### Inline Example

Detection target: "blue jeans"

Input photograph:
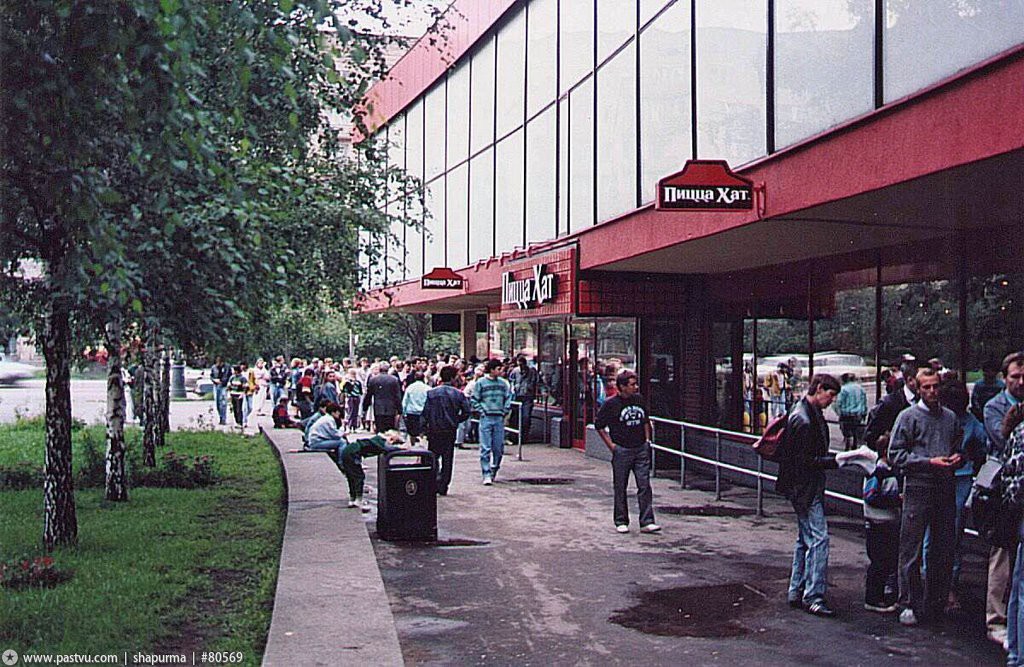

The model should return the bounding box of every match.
[271,384,284,410]
[1009,542,1024,666]
[478,415,506,479]
[214,385,228,424]
[307,436,345,469]
[789,495,830,605]
[244,394,253,426]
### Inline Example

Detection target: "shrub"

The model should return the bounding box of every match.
[0,461,44,490]
[0,554,74,590]
[134,452,219,489]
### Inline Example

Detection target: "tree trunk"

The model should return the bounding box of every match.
[159,345,170,443]
[142,333,158,467]
[104,320,129,502]
[41,298,77,550]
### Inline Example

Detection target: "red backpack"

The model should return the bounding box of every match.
[753,415,790,462]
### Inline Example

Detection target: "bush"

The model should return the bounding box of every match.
[0,461,44,490]
[0,554,74,590]
[76,432,219,489]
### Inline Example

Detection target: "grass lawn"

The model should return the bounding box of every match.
[0,420,285,665]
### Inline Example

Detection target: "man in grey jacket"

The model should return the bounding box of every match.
[983,350,1024,645]
[889,368,963,626]
[363,362,403,434]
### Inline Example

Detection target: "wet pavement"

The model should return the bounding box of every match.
[364,444,1003,666]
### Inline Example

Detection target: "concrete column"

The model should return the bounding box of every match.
[460,311,479,360]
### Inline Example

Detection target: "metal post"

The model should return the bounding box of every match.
[517,403,524,461]
[756,456,764,517]
[680,425,686,489]
[715,431,722,501]
[651,421,657,479]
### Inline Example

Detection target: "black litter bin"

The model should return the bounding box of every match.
[377,449,437,541]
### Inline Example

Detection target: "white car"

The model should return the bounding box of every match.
[0,353,37,385]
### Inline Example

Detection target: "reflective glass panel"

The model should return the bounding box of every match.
[424,177,446,272]
[471,38,497,154]
[494,129,525,253]
[469,148,495,262]
[596,44,638,222]
[597,0,636,65]
[526,106,557,244]
[424,83,446,180]
[560,0,595,94]
[497,9,527,138]
[447,64,471,167]
[527,0,558,118]
[446,164,469,268]
[569,77,594,232]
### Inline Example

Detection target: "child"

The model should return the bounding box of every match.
[863,449,901,613]
[272,397,302,429]
[340,430,407,511]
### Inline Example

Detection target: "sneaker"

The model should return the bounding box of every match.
[360,500,371,513]
[482,476,493,486]
[616,524,629,534]
[987,626,1008,645]
[805,600,837,618]
[640,524,662,534]
[899,608,918,626]
[864,601,899,613]
[347,499,359,508]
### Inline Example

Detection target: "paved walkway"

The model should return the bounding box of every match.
[261,424,1003,666]
[260,425,402,667]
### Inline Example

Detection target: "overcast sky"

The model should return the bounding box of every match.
[335,0,450,37]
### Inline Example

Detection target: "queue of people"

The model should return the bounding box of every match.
[774,350,1024,663]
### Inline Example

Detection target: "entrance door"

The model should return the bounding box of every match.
[569,321,596,450]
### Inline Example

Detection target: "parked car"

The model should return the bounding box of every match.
[185,368,214,396]
[0,353,37,385]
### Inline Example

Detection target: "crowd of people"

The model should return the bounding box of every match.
[776,350,1024,664]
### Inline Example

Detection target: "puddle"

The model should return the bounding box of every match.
[510,477,575,485]
[657,505,755,518]
[610,582,767,638]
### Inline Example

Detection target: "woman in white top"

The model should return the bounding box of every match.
[252,358,271,416]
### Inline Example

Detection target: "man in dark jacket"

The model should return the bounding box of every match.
[864,361,919,451]
[777,373,841,617]
[422,365,473,495]
[210,356,232,425]
[363,361,403,434]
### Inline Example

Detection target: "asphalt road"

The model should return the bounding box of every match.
[0,379,219,429]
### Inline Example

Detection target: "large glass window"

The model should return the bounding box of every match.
[527,0,558,119]
[775,0,873,149]
[471,38,497,155]
[446,164,469,268]
[424,178,445,271]
[424,83,446,181]
[557,97,569,237]
[568,78,594,232]
[596,44,638,222]
[597,0,635,65]
[469,148,495,262]
[640,0,669,28]
[388,217,405,283]
[526,106,557,244]
[447,64,470,168]
[560,0,594,94]
[968,273,1024,374]
[640,0,692,202]
[494,129,525,254]
[881,279,959,375]
[496,9,527,138]
[884,1,1024,103]
[405,194,424,279]
[386,116,405,203]
[696,0,767,166]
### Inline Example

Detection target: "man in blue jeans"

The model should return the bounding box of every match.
[776,373,841,618]
[472,359,512,485]
[595,370,660,535]
[209,356,231,426]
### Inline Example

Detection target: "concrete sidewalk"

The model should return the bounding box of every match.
[260,422,1003,666]
[260,425,402,667]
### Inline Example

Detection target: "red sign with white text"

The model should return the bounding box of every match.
[656,160,754,211]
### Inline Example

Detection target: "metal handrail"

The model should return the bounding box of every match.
[468,399,525,461]
[648,414,979,536]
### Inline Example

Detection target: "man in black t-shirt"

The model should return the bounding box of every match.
[595,370,660,534]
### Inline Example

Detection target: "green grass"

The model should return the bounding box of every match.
[0,421,285,665]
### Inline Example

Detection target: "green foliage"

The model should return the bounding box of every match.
[0,426,285,661]
[352,312,459,360]
[0,554,73,591]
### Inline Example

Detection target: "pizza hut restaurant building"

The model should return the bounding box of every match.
[354,0,1023,453]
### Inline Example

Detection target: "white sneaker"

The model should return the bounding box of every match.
[360,500,371,513]
[899,608,918,626]
[640,524,662,534]
[482,476,493,486]
[347,499,359,508]
[616,524,629,534]
[988,627,1008,645]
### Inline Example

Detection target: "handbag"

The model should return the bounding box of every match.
[968,459,1021,548]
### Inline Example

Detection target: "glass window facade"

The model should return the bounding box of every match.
[446,163,469,267]
[696,0,767,166]
[774,0,873,149]
[423,178,445,271]
[494,129,525,253]
[526,106,557,244]
[884,1,1024,102]
[526,0,558,119]
[640,0,692,202]
[496,10,526,138]
[596,43,638,222]
[368,0,1021,288]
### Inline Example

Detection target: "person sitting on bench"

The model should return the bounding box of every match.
[272,397,302,429]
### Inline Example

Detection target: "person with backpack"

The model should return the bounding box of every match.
[776,373,842,618]
[862,453,902,613]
